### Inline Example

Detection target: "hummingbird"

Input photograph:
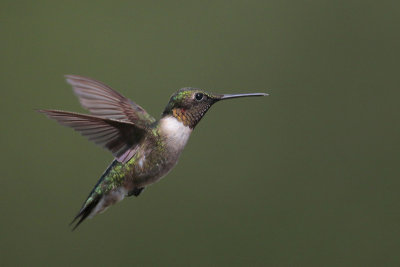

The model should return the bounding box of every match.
[38,75,268,230]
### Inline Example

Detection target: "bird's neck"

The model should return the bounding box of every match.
[159,115,193,152]
[162,107,203,129]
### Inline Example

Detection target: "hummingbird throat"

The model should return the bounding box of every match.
[171,107,206,129]
[172,108,194,128]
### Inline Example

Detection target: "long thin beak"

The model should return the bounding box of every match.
[219,92,269,100]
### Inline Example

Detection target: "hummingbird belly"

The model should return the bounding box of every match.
[126,119,192,189]
[129,146,181,188]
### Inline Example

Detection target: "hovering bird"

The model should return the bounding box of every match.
[38,75,268,230]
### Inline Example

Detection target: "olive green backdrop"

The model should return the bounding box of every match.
[1,1,399,266]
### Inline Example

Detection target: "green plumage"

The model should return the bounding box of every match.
[39,75,267,230]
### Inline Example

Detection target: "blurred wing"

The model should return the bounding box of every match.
[38,109,147,163]
[65,75,156,127]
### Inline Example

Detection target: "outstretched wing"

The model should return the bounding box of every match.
[65,75,156,127]
[38,110,146,163]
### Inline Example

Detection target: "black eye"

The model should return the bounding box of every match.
[195,93,204,101]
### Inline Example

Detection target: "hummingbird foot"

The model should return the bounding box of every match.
[127,187,145,197]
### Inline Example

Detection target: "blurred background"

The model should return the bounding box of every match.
[1,0,399,266]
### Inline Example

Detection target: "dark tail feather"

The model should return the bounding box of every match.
[70,197,100,231]
[69,160,118,231]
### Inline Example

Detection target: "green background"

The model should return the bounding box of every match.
[1,1,399,266]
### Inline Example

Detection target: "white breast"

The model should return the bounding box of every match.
[160,116,192,152]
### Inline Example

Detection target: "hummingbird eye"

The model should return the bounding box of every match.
[195,93,204,101]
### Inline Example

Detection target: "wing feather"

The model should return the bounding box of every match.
[38,109,146,163]
[65,75,156,127]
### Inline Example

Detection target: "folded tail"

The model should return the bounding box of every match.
[70,160,120,231]
[70,195,101,231]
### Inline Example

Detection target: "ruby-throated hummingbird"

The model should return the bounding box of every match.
[38,75,268,230]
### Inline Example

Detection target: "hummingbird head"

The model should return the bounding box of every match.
[162,87,268,129]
